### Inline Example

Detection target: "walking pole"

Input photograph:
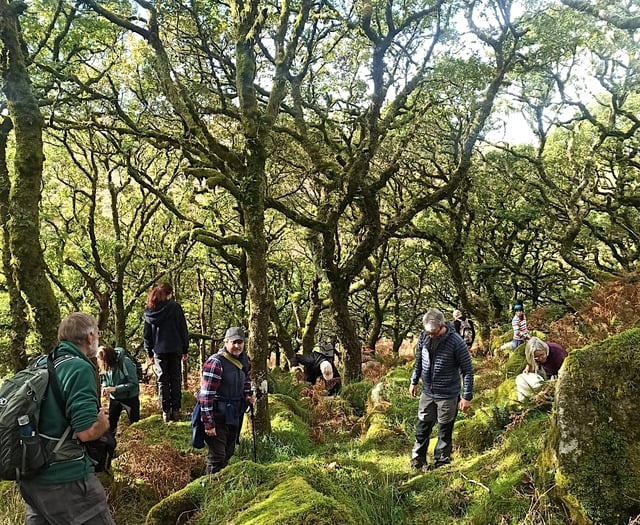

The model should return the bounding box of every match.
[249,404,258,463]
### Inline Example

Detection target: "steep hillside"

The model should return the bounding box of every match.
[1,274,639,524]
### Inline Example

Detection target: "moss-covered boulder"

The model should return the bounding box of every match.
[146,460,361,525]
[549,328,640,524]
[455,404,512,453]
[503,343,527,378]
[233,475,358,524]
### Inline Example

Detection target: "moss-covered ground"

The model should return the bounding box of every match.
[138,353,570,525]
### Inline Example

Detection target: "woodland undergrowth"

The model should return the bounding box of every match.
[1,275,639,524]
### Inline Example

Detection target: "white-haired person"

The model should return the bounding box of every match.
[291,342,341,395]
[409,308,474,471]
[452,309,475,351]
[515,337,568,401]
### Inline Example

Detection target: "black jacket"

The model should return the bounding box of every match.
[293,351,341,395]
[143,299,189,357]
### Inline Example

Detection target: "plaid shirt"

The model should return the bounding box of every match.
[198,351,252,431]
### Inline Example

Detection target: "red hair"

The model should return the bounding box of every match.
[146,283,173,310]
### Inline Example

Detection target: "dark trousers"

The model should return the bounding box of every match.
[108,396,140,434]
[154,354,182,413]
[411,394,458,465]
[204,423,240,474]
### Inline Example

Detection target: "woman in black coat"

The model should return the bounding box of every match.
[143,283,189,422]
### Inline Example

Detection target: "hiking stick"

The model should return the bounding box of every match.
[182,357,188,390]
[249,404,257,463]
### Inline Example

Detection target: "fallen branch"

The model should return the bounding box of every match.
[460,472,491,492]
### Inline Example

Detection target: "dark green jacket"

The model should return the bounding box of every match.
[33,341,97,484]
[100,347,140,400]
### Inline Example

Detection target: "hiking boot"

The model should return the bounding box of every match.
[162,412,171,423]
[434,457,451,469]
[171,410,181,421]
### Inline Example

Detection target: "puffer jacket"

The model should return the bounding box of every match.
[410,322,474,401]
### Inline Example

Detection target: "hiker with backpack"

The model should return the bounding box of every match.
[197,327,255,474]
[453,310,475,352]
[97,345,141,435]
[17,313,115,525]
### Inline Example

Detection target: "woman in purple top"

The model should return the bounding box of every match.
[524,337,568,378]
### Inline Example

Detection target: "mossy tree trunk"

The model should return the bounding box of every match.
[299,277,323,355]
[0,116,29,371]
[82,0,304,435]
[243,183,271,433]
[235,8,273,433]
[328,278,363,382]
[0,0,60,350]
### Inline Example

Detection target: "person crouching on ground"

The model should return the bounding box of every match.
[409,308,474,471]
[524,337,567,378]
[97,345,141,436]
[515,337,568,402]
[198,327,255,474]
[291,342,341,395]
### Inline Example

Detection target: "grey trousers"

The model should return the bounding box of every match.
[20,474,115,525]
[411,394,459,464]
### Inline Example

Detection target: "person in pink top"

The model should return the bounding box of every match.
[511,304,529,350]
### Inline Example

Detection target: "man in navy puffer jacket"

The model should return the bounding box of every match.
[409,308,474,470]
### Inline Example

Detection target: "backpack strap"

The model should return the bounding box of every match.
[46,349,79,441]
[46,350,67,412]
[117,353,130,383]
[221,351,244,370]
[51,426,74,454]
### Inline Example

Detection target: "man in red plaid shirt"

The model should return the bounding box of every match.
[198,327,255,474]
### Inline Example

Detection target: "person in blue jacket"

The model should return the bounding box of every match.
[98,345,140,435]
[144,283,189,422]
[409,308,474,471]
